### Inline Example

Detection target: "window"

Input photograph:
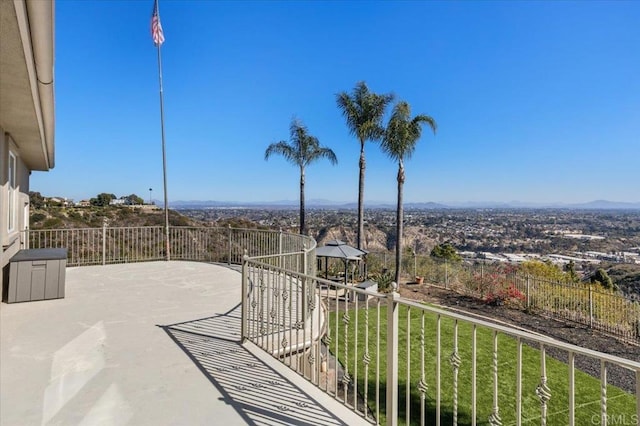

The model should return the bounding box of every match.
[8,151,16,232]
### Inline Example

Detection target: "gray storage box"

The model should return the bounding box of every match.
[355,280,378,301]
[5,249,67,303]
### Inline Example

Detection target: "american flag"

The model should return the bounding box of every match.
[151,0,165,46]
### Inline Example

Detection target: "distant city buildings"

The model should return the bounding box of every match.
[175,207,640,267]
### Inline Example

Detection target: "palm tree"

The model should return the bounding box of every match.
[381,101,437,284]
[336,82,394,250]
[265,118,338,235]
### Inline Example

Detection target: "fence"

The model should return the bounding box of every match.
[242,253,640,426]
[20,226,640,424]
[367,252,640,343]
[23,226,315,275]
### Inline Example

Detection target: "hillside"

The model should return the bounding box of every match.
[601,263,640,299]
[29,205,276,231]
[29,207,639,298]
[29,206,438,254]
[313,223,438,254]
[29,206,199,230]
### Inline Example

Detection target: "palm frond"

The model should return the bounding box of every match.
[336,92,359,139]
[381,101,437,162]
[411,114,437,135]
[266,118,338,168]
[264,141,299,166]
[336,81,394,144]
[310,146,338,166]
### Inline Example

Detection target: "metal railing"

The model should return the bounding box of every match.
[23,226,315,274]
[368,252,640,343]
[21,226,640,425]
[242,254,640,426]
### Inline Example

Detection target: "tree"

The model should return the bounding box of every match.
[431,243,462,262]
[90,193,116,207]
[124,194,144,205]
[265,118,337,235]
[520,260,567,282]
[564,260,580,283]
[591,268,616,290]
[381,101,436,284]
[336,82,394,250]
[29,191,45,209]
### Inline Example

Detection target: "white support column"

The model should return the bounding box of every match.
[568,352,575,426]
[386,283,399,426]
[601,360,608,426]
[278,228,283,269]
[488,331,502,426]
[472,325,477,426]
[635,369,639,421]
[516,338,522,426]
[241,252,248,342]
[302,243,308,322]
[102,220,107,265]
[536,344,551,426]
[227,225,232,265]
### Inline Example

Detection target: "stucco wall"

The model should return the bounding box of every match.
[1,128,31,300]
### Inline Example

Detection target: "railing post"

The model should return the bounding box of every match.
[413,250,417,278]
[526,275,531,310]
[445,259,449,289]
[279,228,283,269]
[102,220,107,265]
[241,251,248,342]
[635,369,639,420]
[302,242,309,322]
[386,282,399,426]
[21,228,29,249]
[227,225,232,265]
[589,285,594,328]
[165,224,171,262]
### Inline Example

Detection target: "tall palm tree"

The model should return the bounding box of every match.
[381,101,437,284]
[336,82,394,250]
[265,118,338,235]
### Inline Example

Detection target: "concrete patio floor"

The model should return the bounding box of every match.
[1,261,369,426]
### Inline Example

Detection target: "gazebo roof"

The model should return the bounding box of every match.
[315,240,367,260]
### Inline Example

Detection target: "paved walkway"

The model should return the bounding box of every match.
[1,261,369,426]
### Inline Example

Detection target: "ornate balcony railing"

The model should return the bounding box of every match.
[22,226,640,425]
[242,254,640,426]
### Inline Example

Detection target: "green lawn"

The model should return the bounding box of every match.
[328,304,637,425]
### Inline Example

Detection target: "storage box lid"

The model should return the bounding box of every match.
[10,248,68,262]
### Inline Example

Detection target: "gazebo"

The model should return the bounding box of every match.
[315,240,367,284]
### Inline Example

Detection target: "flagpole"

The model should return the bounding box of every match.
[155,31,170,261]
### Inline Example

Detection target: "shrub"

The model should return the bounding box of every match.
[30,213,46,223]
[42,218,63,229]
[67,209,82,220]
[371,270,395,293]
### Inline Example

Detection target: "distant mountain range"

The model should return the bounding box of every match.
[168,199,640,210]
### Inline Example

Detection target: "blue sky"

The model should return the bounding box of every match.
[32,1,640,204]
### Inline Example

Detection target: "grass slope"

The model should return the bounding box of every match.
[329,304,636,425]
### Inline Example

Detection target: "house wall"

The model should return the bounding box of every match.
[1,127,31,299]
[1,1,55,303]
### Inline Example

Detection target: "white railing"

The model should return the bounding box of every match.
[23,226,315,273]
[22,226,640,425]
[242,255,640,426]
